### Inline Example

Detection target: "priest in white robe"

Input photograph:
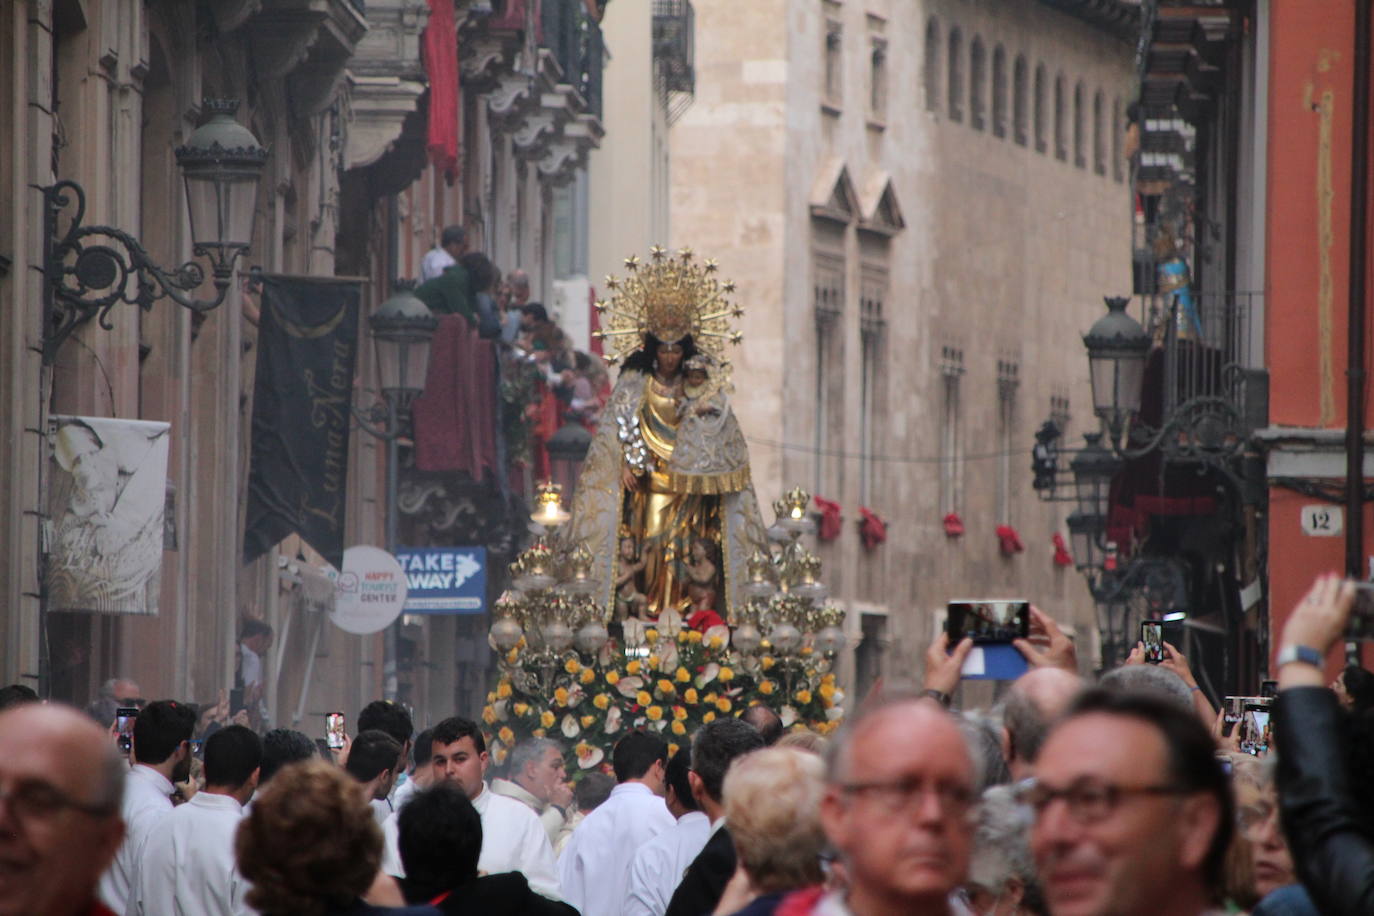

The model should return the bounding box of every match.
[623,750,711,916]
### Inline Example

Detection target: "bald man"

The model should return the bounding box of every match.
[820,696,977,915]
[0,703,127,916]
[1001,667,1084,781]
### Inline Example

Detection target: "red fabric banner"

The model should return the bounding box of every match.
[423,0,460,177]
[411,315,500,479]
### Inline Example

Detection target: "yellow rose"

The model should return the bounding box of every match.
[719,667,734,682]
[498,726,515,746]
[761,656,776,670]
[606,670,621,685]
[709,635,724,649]
[581,715,596,728]
[704,692,718,704]
[506,648,520,664]
[671,720,687,736]
[646,705,664,721]
[493,745,509,765]
[801,646,814,657]
[677,631,689,643]
[795,689,813,705]
[759,680,775,695]
[715,697,732,713]
[554,687,570,707]
[819,683,836,702]
[533,728,546,738]
[703,711,716,724]
[565,658,581,675]
[821,673,836,685]
[576,741,593,757]
[646,628,660,645]
[657,679,676,696]
[540,711,556,729]
[486,692,495,703]
[482,706,497,725]
[626,660,642,675]
[687,630,703,644]
[648,654,661,669]
[581,667,596,685]
[676,667,691,683]
[514,702,530,716]
[673,705,688,721]
[496,681,512,699]
[593,694,610,710]
[636,690,653,707]
[684,688,699,704]
[669,742,680,756]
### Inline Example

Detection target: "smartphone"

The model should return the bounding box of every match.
[1350,582,1374,639]
[946,600,1030,644]
[116,706,138,754]
[1240,698,1272,755]
[326,712,346,750]
[1140,620,1165,664]
[1260,679,1278,699]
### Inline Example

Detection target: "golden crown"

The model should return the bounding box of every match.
[592,246,744,371]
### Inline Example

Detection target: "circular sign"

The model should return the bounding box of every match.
[327,545,408,635]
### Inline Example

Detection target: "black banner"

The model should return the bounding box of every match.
[243,275,362,569]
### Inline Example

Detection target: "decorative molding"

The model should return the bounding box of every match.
[461,33,518,94]
[247,9,327,82]
[809,158,860,225]
[487,72,538,129]
[345,74,427,170]
[206,0,263,34]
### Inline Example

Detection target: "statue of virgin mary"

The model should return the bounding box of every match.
[558,248,770,628]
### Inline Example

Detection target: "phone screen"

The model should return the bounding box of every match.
[326,712,346,750]
[1223,697,1245,727]
[116,706,138,754]
[1141,621,1164,663]
[1241,700,1272,755]
[945,600,1030,643]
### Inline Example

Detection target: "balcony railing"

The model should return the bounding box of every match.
[653,0,695,123]
[540,0,605,119]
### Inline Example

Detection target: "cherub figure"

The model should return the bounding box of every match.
[614,535,648,623]
[684,536,719,613]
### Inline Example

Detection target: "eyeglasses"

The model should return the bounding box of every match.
[840,776,974,817]
[0,779,114,823]
[1237,800,1278,832]
[1017,777,1188,825]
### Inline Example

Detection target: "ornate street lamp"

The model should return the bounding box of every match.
[1069,432,1122,522]
[39,98,268,362]
[368,286,439,412]
[1083,296,1151,446]
[1066,511,1102,574]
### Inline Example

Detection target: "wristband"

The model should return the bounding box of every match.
[1188,685,1201,692]
[922,688,952,708]
[1275,644,1323,669]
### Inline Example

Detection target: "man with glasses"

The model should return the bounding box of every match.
[1026,688,1232,916]
[0,703,127,916]
[817,693,978,915]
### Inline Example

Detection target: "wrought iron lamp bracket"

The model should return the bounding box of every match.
[38,180,242,363]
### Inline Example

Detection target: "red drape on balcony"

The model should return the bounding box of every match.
[423,0,460,177]
[411,315,499,479]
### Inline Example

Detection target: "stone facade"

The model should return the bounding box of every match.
[671,0,1135,691]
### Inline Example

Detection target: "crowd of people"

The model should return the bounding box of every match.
[4,571,1374,916]
[415,224,609,474]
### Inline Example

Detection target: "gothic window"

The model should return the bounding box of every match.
[992,45,1007,139]
[1112,96,1124,182]
[924,18,941,112]
[970,36,986,131]
[1074,81,1086,168]
[813,233,846,498]
[1034,64,1048,153]
[940,346,965,515]
[996,361,1019,524]
[870,38,888,119]
[1093,90,1106,174]
[947,28,963,122]
[1054,73,1067,161]
[1013,54,1028,145]
[825,21,843,106]
[859,260,887,506]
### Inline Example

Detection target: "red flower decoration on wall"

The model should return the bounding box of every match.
[1052,532,1074,567]
[943,512,965,538]
[859,507,887,550]
[813,496,843,541]
[996,524,1024,556]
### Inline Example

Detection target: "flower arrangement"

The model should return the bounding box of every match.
[481,626,846,773]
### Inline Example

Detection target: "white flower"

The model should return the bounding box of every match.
[577,745,605,769]
[561,714,581,738]
[604,707,622,734]
[780,705,798,727]
[694,663,720,689]
[615,675,645,698]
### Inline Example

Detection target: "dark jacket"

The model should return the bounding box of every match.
[401,872,577,916]
[665,826,736,916]
[1274,686,1374,916]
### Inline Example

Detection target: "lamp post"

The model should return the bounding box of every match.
[39,98,268,362]
[355,285,438,702]
[1082,296,1151,448]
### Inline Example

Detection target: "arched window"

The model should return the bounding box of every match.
[1054,73,1066,160]
[1034,64,1047,153]
[924,18,941,112]
[1093,89,1105,174]
[870,40,888,118]
[1013,54,1028,146]
[992,45,1007,138]
[1073,81,1086,167]
[947,28,963,122]
[1112,96,1124,181]
[970,36,986,130]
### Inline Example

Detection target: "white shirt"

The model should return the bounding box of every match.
[491,776,570,849]
[623,810,711,916]
[558,782,676,916]
[420,247,456,283]
[391,773,419,812]
[238,645,262,688]
[126,791,256,916]
[98,764,175,912]
[370,795,394,827]
[380,782,561,901]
